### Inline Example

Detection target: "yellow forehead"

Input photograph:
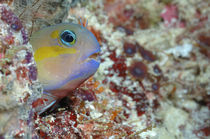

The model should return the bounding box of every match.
[50,30,59,39]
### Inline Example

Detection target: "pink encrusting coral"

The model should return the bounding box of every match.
[161,4,185,28]
[161,4,178,25]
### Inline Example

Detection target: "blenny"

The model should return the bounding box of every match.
[30,23,100,114]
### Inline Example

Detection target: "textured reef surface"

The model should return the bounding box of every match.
[0,0,209,138]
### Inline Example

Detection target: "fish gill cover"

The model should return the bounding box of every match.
[0,0,210,138]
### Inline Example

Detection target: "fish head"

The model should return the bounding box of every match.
[30,23,100,97]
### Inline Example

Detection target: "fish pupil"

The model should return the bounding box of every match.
[61,31,74,43]
[65,34,73,42]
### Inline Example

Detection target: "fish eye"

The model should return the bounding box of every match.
[60,30,76,47]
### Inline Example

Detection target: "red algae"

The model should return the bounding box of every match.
[135,93,149,116]
[194,126,210,137]
[35,111,79,139]
[109,81,122,93]
[3,35,14,45]
[15,66,28,81]
[109,81,149,117]
[197,33,210,59]
[199,126,210,136]
[109,51,127,77]
[198,34,210,47]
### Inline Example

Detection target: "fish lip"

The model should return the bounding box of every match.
[80,47,101,64]
[86,52,100,63]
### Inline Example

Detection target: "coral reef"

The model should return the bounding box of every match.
[0,0,210,138]
[0,3,41,138]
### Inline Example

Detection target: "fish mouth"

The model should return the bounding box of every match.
[81,52,100,64]
[88,52,100,60]
[45,49,100,91]
[80,48,101,64]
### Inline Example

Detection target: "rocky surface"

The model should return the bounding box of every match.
[0,0,209,138]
